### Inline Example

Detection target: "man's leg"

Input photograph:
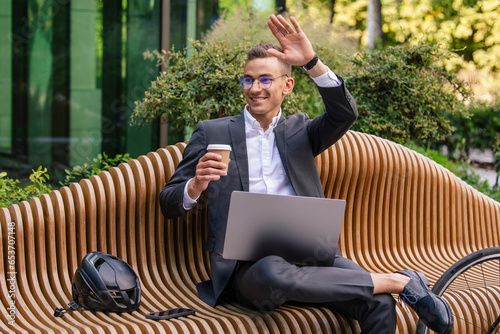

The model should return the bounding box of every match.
[320,256,397,334]
[233,255,397,333]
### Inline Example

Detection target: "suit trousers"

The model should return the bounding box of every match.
[230,255,397,334]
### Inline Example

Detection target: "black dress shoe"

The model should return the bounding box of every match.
[396,270,454,334]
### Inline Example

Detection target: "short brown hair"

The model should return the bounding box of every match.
[246,43,291,76]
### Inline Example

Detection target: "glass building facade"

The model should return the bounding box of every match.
[0,0,220,180]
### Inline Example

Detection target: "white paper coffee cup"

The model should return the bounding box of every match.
[207,144,232,172]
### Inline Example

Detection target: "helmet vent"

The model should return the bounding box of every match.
[89,289,98,301]
[108,288,137,307]
[94,258,106,269]
[126,288,136,301]
[109,289,125,306]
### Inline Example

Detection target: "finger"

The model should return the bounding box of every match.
[197,154,227,170]
[198,160,227,172]
[197,168,224,178]
[269,14,289,36]
[196,167,226,180]
[200,152,222,162]
[195,174,221,184]
[276,15,295,34]
[267,19,284,40]
[266,48,286,62]
[289,16,303,34]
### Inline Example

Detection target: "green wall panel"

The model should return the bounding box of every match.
[70,11,97,90]
[0,5,12,153]
[71,0,96,11]
[27,0,53,168]
[124,0,160,157]
[69,90,102,163]
[70,2,101,166]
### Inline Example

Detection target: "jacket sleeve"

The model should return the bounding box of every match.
[307,76,358,157]
[159,121,208,219]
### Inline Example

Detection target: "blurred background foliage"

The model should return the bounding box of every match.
[293,0,500,73]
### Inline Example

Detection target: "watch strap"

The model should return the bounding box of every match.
[302,52,319,71]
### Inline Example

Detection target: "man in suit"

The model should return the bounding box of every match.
[160,14,453,334]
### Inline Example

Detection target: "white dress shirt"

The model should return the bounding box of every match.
[244,108,296,195]
[183,67,341,209]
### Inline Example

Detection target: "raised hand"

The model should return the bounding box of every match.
[266,15,315,67]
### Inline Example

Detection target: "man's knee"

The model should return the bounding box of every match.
[369,293,397,320]
[375,292,396,305]
[236,256,294,311]
[251,255,296,289]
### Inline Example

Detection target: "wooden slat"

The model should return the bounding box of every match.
[108,167,128,261]
[89,175,109,252]
[98,171,118,256]
[59,187,79,286]
[0,207,37,334]
[14,202,60,333]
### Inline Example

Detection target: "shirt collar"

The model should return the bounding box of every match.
[243,105,282,131]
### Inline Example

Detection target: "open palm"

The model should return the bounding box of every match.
[267,15,315,67]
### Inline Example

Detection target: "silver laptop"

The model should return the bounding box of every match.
[222,191,346,266]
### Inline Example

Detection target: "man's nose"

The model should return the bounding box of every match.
[249,79,263,92]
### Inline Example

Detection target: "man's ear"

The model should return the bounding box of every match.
[282,77,294,96]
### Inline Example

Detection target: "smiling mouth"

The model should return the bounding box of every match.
[251,97,267,101]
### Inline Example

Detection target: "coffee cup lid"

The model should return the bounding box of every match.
[207,144,232,151]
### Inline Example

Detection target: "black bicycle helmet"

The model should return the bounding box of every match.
[55,252,141,315]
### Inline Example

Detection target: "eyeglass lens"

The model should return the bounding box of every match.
[239,76,270,90]
[239,75,286,90]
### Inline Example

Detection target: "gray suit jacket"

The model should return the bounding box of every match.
[160,79,358,306]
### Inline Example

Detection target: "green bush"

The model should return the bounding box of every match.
[346,43,472,145]
[290,46,352,118]
[0,167,52,208]
[0,153,131,208]
[444,101,500,162]
[60,152,131,186]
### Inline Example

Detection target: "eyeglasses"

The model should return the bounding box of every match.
[239,74,289,90]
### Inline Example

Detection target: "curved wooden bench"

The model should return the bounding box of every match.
[1,130,499,333]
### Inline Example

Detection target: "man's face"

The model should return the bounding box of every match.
[243,57,293,123]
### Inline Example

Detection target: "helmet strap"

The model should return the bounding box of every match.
[54,301,88,317]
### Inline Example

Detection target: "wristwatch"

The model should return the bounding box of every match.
[302,52,319,71]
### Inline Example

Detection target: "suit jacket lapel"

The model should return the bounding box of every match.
[274,115,290,178]
[229,113,249,191]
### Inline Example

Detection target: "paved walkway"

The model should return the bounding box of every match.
[469,149,498,186]
[475,167,498,186]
